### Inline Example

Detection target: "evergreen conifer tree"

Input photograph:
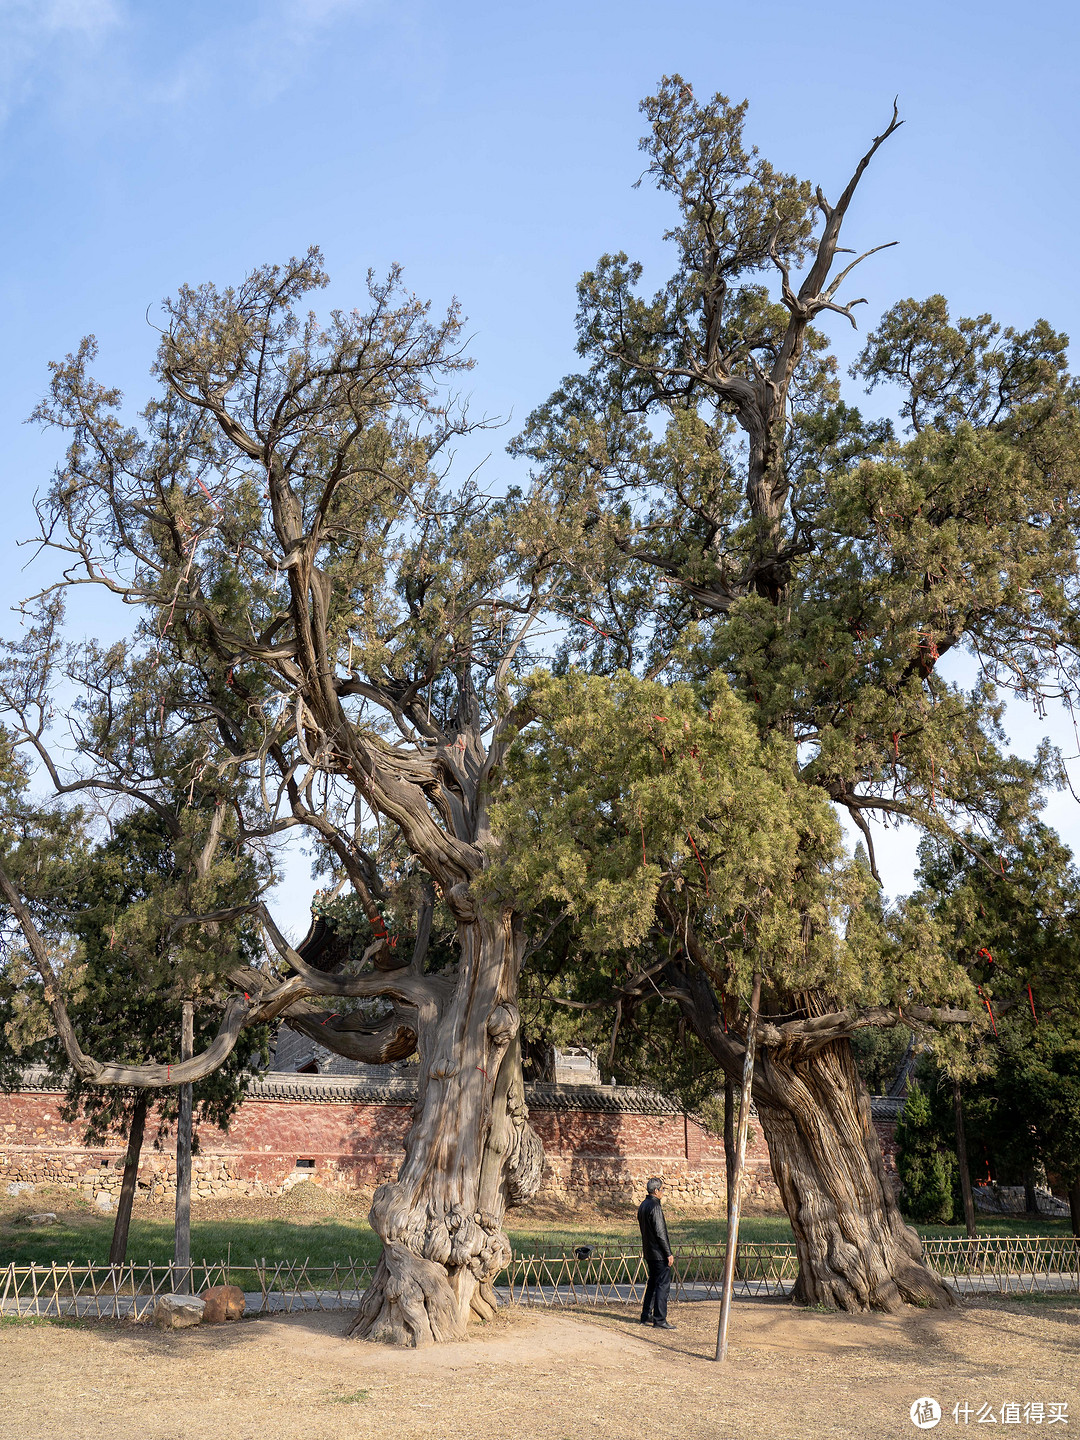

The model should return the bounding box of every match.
[894,1082,955,1225]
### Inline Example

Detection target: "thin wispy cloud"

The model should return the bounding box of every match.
[0,0,384,132]
[279,0,372,23]
[0,0,123,124]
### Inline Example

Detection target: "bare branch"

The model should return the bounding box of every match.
[0,856,253,1087]
[283,1000,418,1065]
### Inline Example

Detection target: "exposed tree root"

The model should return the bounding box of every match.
[758,1042,957,1313]
[348,1245,465,1347]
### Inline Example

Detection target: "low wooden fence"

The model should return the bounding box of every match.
[506,1236,1080,1306]
[0,1258,378,1319]
[2,1236,1077,1318]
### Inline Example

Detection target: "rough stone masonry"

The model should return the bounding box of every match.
[1,1068,899,1208]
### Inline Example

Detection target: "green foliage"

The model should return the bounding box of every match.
[895,1082,955,1224]
[508,75,1080,1091]
[0,780,270,1145]
[849,1026,912,1094]
[487,669,848,994]
[913,823,1080,1192]
[493,667,981,1086]
[57,808,269,1143]
[484,666,923,1104]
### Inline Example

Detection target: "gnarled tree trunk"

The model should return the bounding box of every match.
[675,969,954,1314]
[756,1039,955,1312]
[349,910,542,1346]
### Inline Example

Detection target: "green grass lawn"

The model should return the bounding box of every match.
[0,1213,382,1269]
[915,1217,1077,1241]
[2,1195,1074,1270]
[508,1213,796,1253]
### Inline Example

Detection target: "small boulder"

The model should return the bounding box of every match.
[22,1212,59,1226]
[153,1293,205,1330]
[199,1284,246,1324]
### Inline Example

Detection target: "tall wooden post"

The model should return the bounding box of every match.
[173,1000,193,1293]
[715,971,761,1363]
[723,1077,736,1218]
[952,1078,977,1240]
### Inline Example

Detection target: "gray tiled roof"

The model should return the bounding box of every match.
[8,1064,903,1119]
[249,1072,684,1114]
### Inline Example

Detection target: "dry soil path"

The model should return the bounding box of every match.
[1,1295,1078,1440]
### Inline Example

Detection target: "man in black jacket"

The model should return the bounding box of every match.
[637,1176,675,1328]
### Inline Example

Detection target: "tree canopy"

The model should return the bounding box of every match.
[3,76,1080,1328]
[505,74,1080,1310]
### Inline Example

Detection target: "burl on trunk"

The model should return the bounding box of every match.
[756,1039,955,1312]
[676,970,955,1314]
[350,912,542,1346]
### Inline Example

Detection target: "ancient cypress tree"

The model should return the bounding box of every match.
[3,252,559,1344]
[513,77,1080,1309]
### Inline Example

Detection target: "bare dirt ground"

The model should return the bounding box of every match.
[2,1293,1077,1440]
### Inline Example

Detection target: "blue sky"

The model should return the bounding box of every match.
[2,0,1078,926]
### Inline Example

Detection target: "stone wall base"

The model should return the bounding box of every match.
[1,1076,896,1215]
[2,1153,787,1210]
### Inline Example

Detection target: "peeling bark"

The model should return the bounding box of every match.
[349,912,542,1346]
[756,1040,956,1312]
[673,963,956,1313]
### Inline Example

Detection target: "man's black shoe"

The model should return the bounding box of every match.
[652,1320,676,1329]
[640,1318,653,1324]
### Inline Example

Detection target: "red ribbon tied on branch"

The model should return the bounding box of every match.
[977,985,998,1036]
[687,832,709,896]
[195,477,221,510]
[578,616,610,639]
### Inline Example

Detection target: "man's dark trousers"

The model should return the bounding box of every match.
[640,1256,671,1324]
[637,1192,673,1324]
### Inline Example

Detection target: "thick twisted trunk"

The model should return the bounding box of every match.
[350,911,542,1346]
[756,1039,956,1312]
[676,967,954,1313]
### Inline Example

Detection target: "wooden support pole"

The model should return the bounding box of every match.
[715,970,761,1364]
[173,1001,194,1293]
[723,1076,735,1218]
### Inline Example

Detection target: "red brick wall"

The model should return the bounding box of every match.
[0,1090,415,1202]
[528,1107,779,1209]
[1,1083,897,1211]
